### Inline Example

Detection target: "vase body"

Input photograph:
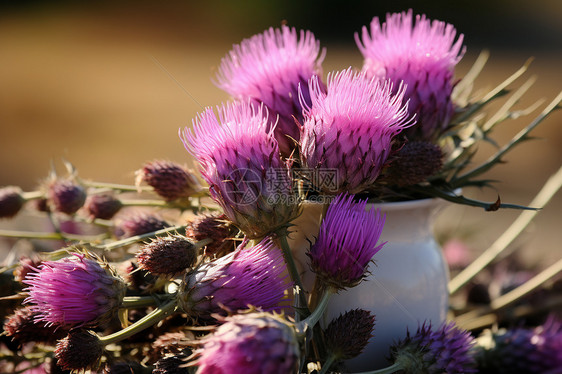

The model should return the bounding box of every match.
[288,198,450,371]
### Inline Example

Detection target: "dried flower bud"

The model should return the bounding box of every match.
[0,186,25,218]
[153,354,190,374]
[114,213,170,239]
[385,141,443,186]
[151,331,192,361]
[137,160,200,201]
[34,197,50,212]
[137,236,199,276]
[325,309,375,360]
[47,180,87,214]
[4,307,67,347]
[84,193,123,220]
[55,329,103,371]
[185,213,236,257]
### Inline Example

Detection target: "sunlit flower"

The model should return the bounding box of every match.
[300,68,412,195]
[215,25,324,155]
[356,10,465,140]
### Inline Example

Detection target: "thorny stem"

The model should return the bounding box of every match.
[99,300,177,345]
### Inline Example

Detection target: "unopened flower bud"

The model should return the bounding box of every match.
[385,141,443,186]
[137,160,200,201]
[84,193,122,220]
[0,186,25,218]
[136,235,199,276]
[114,213,170,239]
[48,180,86,214]
[4,307,67,347]
[13,256,42,283]
[55,329,103,371]
[325,309,375,360]
[185,213,236,257]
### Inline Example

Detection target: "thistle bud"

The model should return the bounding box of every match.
[137,160,201,202]
[47,180,87,214]
[114,213,170,239]
[23,253,126,328]
[0,186,25,218]
[55,329,103,371]
[185,213,236,257]
[4,307,67,347]
[84,193,123,220]
[384,141,443,186]
[13,256,42,284]
[325,309,375,360]
[136,235,199,276]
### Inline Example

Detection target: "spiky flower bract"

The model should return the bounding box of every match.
[300,68,412,195]
[23,253,126,328]
[47,179,87,214]
[325,309,375,360]
[178,238,289,321]
[308,193,386,289]
[136,160,201,201]
[215,25,324,155]
[356,10,465,140]
[55,329,103,371]
[136,235,199,276]
[4,307,67,346]
[180,101,299,239]
[84,193,123,220]
[390,321,476,374]
[114,213,170,239]
[185,213,236,257]
[194,312,300,374]
[474,317,562,373]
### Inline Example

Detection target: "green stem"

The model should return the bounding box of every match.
[319,354,337,374]
[121,295,167,308]
[99,300,177,345]
[0,229,108,242]
[352,361,403,374]
[276,232,310,320]
[82,181,150,192]
[298,288,333,332]
[102,225,188,252]
[21,191,44,201]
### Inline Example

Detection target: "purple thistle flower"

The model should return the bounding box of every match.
[475,317,562,373]
[356,10,465,141]
[23,253,126,327]
[178,238,289,321]
[299,68,413,195]
[194,312,300,374]
[215,25,325,155]
[180,101,299,239]
[390,321,476,374]
[308,193,386,290]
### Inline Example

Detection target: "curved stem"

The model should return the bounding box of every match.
[0,229,108,242]
[298,288,333,332]
[351,362,403,374]
[121,295,168,309]
[100,300,177,345]
[102,225,188,252]
[82,181,150,192]
[319,354,337,374]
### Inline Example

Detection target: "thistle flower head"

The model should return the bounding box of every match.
[325,309,375,360]
[300,68,413,194]
[114,213,170,239]
[0,186,25,218]
[475,317,562,373]
[55,329,103,371]
[136,160,201,201]
[194,312,300,374]
[180,101,299,239]
[185,213,236,257]
[178,238,289,321]
[47,179,87,214]
[84,193,123,220]
[390,321,476,374]
[308,193,386,289]
[23,253,126,327]
[136,235,199,276]
[356,10,465,140]
[215,25,324,154]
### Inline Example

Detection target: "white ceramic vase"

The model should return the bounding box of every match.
[288,197,450,371]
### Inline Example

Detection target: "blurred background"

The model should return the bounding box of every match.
[0,0,561,265]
